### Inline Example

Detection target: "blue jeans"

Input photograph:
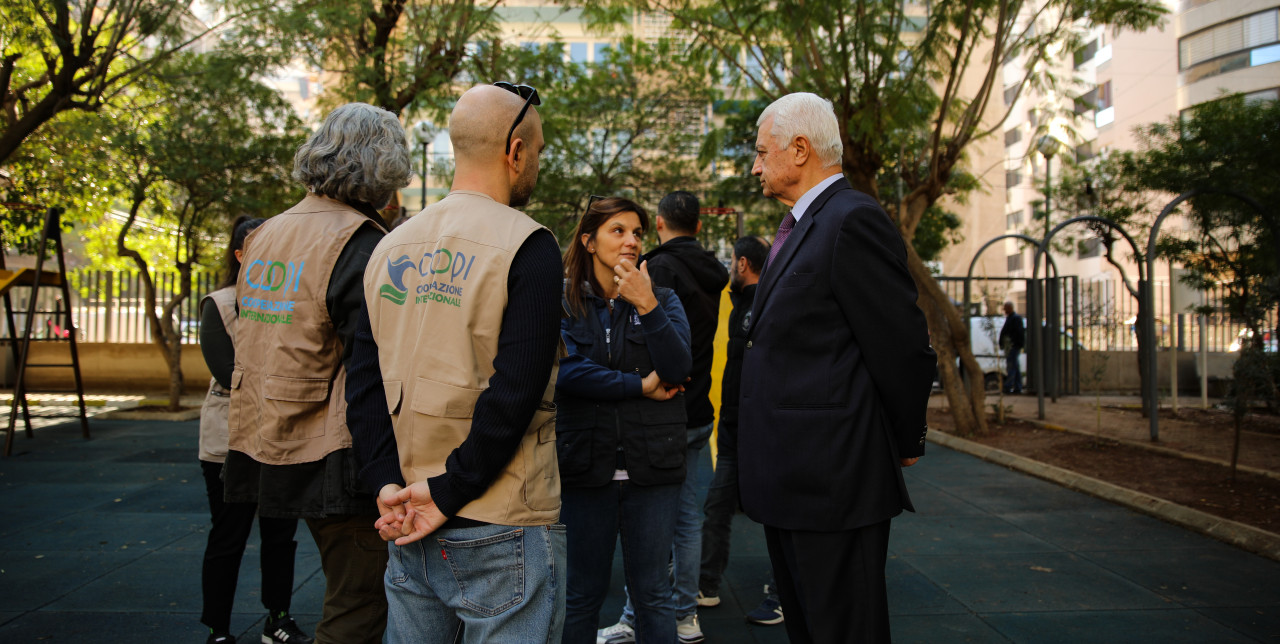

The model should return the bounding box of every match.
[621,422,713,624]
[384,523,566,644]
[1006,347,1023,393]
[561,481,681,644]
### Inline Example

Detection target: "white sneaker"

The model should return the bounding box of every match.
[677,613,705,644]
[696,590,720,607]
[597,621,635,644]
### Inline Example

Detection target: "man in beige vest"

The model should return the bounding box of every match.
[225,103,409,644]
[345,83,565,642]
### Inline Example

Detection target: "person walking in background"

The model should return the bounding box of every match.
[556,196,692,644]
[224,102,408,644]
[1000,301,1025,394]
[599,191,727,644]
[346,82,567,643]
[694,235,784,628]
[197,216,311,644]
[739,93,936,643]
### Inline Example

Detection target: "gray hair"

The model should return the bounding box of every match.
[292,103,411,208]
[757,93,843,168]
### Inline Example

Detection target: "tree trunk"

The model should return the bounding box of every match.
[116,185,188,411]
[903,243,989,435]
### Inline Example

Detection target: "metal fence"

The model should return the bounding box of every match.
[50,270,221,344]
[937,275,1278,353]
[8,268,1277,350]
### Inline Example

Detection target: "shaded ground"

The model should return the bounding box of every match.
[928,393,1280,534]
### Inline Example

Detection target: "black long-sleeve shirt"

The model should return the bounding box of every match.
[346,228,564,521]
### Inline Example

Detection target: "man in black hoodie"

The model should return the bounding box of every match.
[599,191,728,644]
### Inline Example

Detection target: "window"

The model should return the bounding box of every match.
[1179,9,1279,69]
[1007,253,1023,272]
[1075,38,1099,68]
[1097,81,1113,110]
[1078,238,1103,259]
[593,43,611,64]
[1003,84,1019,105]
[1005,169,1023,187]
[1094,81,1115,127]
[1075,87,1099,114]
[1075,141,1095,163]
[1004,128,1022,147]
[569,42,588,64]
[1006,211,1023,229]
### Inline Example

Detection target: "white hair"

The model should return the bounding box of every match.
[757,93,843,168]
[292,103,411,209]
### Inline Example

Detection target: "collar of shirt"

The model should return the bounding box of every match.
[790,173,844,224]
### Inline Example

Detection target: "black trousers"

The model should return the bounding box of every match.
[763,519,893,644]
[305,514,388,644]
[200,460,300,632]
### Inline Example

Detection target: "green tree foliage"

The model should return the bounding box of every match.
[581,0,1167,434]
[0,0,216,165]
[219,0,502,115]
[466,35,718,243]
[104,51,306,408]
[1059,95,1280,421]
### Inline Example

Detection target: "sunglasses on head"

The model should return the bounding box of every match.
[493,81,541,154]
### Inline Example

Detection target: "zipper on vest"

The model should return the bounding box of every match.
[605,302,613,364]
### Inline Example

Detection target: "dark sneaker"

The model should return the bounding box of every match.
[207,633,234,644]
[746,596,784,625]
[696,590,720,607]
[262,613,314,644]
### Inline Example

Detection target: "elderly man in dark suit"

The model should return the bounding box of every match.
[738,92,936,643]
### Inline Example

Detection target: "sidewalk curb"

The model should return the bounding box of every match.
[927,430,1280,563]
[1014,415,1280,483]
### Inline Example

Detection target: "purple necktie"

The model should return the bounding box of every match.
[766,212,796,269]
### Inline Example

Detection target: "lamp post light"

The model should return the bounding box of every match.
[413,121,439,211]
[1036,134,1066,241]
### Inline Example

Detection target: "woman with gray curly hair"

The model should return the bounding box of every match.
[221,102,409,644]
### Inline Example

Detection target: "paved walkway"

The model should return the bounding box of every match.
[1,416,1279,642]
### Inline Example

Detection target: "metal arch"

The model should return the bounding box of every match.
[1032,215,1146,420]
[1144,188,1278,442]
[963,233,1057,333]
[960,234,1056,401]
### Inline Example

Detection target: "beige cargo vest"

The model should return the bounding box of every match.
[228,194,382,465]
[364,190,560,525]
[198,287,238,463]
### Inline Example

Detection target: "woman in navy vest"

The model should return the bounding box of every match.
[556,197,692,644]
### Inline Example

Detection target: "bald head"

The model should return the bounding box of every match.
[450,85,541,162]
[447,84,545,207]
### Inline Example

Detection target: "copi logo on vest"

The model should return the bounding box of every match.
[244,259,304,292]
[379,248,476,307]
[240,259,303,325]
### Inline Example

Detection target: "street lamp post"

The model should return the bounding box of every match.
[1035,134,1065,399]
[413,121,439,212]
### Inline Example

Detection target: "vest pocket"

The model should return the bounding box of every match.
[639,402,685,469]
[261,375,331,441]
[227,368,244,433]
[522,403,560,512]
[554,426,593,476]
[410,377,482,418]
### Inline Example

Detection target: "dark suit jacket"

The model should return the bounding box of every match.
[738,178,936,532]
